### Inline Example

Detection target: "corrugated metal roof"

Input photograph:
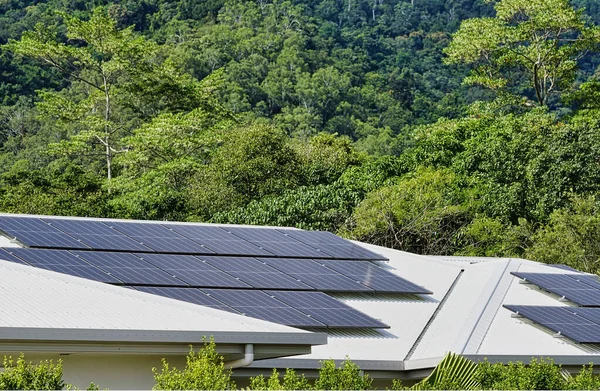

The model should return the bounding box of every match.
[0,260,324,346]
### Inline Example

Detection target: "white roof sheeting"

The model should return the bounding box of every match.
[0,260,325,350]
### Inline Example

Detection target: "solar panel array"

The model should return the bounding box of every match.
[512,272,600,307]
[0,216,386,260]
[0,215,433,330]
[504,305,600,343]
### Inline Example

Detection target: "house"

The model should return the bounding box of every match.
[0,213,599,389]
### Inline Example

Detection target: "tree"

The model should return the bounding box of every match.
[313,358,372,391]
[444,0,600,105]
[152,340,235,390]
[4,8,205,184]
[0,354,64,390]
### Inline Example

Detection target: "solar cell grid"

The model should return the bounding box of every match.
[234,306,325,328]
[567,307,600,324]
[512,272,590,290]
[226,227,299,243]
[0,217,55,232]
[504,305,592,325]
[167,225,232,241]
[570,274,600,290]
[44,219,118,236]
[268,290,350,309]
[100,266,187,286]
[279,230,348,245]
[72,251,152,268]
[136,254,216,270]
[554,290,600,307]
[108,222,183,238]
[10,231,89,249]
[0,248,30,264]
[8,248,87,266]
[258,258,323,274]
[131,236,214,254]
[288,272,373,292]
[201,289,284,307]
[556,324,600,343]
[255,241,327,258]
[133,287,236,312]
[231,272,313,290]
[73,234,152,252]
[36,264,121,283]
[198,239,273,256]
[201,256,277,273]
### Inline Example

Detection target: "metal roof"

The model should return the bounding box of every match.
[0,260,325,360]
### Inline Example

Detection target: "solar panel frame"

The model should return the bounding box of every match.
[281,229,388,260]
[0,217,56,232]
[7,231,90,249]
[35,263,122,283]
[8,248,90,266]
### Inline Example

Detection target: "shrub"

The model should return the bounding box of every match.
[0,354,64,390]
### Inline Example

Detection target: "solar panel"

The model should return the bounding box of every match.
[260,258,373,292]
[504,305,600,343]
[512,272,600,306]
[268,290,389,328]
[225,227,327,258]
[201,289,325,328]
[0,248,30,264]
[168,225,273,256]
[7,231,90,249]
[319,260,432,294]
[107,222,214,254]
[200,256,313,290]
[0,216,55,232]
[73,251,187,286]
[281,230,388,260]
[133,287,237,312]
[567,307,600,324]
[136,253,252,288]
[553,289,600,307]
[8,248,87,266]
[35,263,122,283]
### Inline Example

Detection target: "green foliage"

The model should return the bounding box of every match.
[345,167,473,254]
[0,354,64,390]
[445,0,600,105]
[475,358,567,390]
[412,353,480,390]
[249,368,311,391]
[526,196,600,274]
[313,358,372,391]
[152,340,235,390]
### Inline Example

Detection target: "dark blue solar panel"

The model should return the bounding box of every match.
[73,234,152,252]
[73,251,186,286]
[166,225,231,240]
[201,288,325,327]
[168,225,273,256]
[268,290,389,328]
[0,217,55,232]
[512,272,591,290]
[512,272,600,306]
[0,248,30,264]
[36,263,121,283]
[44,219,120,236]
[201,257,277,273]
[319,260,432,294]
[281,230,387,260]
[554,290,600,307]
[136,254,214,270]
[108,222,183,238]
[8,231,89,249]
[567,307,600,324]
[135,236,214,254]
[133,287,237,312]
[225,227,327,258]
[8,248,86,266]
[259,258,372,292]
[200,256,313,289]
[504,305,600,343]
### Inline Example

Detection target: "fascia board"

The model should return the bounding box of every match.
[0,327,327,346]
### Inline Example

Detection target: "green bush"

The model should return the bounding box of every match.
[313,358,372,390]
[0,354,64,390]
[152,340,235,390]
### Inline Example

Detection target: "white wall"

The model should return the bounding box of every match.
[3,353,188,390]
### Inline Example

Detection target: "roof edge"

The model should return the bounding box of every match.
[0,328,327,346]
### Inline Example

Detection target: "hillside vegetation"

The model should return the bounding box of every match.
[2,0,600,272]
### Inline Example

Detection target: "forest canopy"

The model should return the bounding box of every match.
[2,0,600,273]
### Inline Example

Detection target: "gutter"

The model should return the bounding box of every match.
[225,344,254,369]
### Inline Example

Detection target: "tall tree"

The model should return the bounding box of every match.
[444,0,600,105]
